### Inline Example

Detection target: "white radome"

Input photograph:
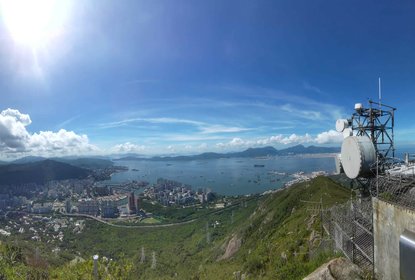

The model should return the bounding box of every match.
[336,119,349,132]
[341,136,376,179]
[354,103,363,112]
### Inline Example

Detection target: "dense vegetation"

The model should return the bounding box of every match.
[0,176,351,279]
[0,160,90,186]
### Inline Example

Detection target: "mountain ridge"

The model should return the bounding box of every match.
[8,156,113,169]
[115,145,339,161]
[0,159,91,185]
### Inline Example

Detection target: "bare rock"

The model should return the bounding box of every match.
[218,234,242,260]
[303,257,363,280]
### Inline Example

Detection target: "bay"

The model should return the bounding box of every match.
[107,156,336,195]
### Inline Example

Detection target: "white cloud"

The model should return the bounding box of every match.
[199,125,251,134]
[216,130,340,150]
[0,109,32,151]
[280,133,313,145]
[216,138,253,149]
[198,143,208,149]
[0,108,98,158]
[315,130,343,144]
[111,142,146,154]
[28,130,98,156]
[229,137,244,146]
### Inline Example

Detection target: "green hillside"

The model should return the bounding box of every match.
[0,176,351,279]
[0,159,91,186]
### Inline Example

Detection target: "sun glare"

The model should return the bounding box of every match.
[0,0,69,48]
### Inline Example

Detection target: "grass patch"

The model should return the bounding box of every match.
[141,217,161,224]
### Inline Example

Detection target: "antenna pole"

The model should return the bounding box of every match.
[378,77,382,110]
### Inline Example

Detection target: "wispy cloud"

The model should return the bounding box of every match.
[303,81,324,95]
[98,117,203,129]
[163,135,225,142]
[98,117,252,135]
[120,79,159,86]
[199,125,252,134]
[55,114,81,130]
[280,104,323,121]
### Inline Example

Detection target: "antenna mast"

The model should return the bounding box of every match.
[378,77,381,107]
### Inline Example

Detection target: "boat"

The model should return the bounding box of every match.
[254,164,265,167]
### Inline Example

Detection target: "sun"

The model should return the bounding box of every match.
[0,0,69,48]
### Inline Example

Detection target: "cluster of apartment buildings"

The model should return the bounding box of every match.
[74,192,140,218]
[143,179,215,206]
[0,194,27,210]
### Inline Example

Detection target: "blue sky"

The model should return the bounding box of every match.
[1,0,415,158]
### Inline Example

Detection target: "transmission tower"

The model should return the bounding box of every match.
[140,246,145,264]
[206,222,211,244]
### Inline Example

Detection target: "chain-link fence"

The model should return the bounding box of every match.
[322,198,374,273]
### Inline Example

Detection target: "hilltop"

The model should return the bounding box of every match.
[0,176,352,279]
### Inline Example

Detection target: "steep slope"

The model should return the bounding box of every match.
[0,176,351,279]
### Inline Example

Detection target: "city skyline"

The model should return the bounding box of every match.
[1,0,415,159]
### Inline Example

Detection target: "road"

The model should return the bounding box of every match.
[62,195,259,229]
[62,212,198,228]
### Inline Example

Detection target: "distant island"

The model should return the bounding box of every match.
[114,144,340,161]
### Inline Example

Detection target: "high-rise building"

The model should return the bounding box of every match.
[135,197,140,211]
[77,199,99,216]
[65,199,72,213]
[128,192,136,213]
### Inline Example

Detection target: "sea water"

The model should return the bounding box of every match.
[106,156,336,195]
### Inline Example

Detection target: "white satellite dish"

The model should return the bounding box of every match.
[336,119,349,132]
[341,136,376,179]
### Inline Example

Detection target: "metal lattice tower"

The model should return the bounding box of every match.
[351,100,396,161]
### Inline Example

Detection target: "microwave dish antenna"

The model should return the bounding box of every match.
[341,136,377,179]
[335,79,396,180]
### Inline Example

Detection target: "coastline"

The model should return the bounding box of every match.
[261,171,328,195]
